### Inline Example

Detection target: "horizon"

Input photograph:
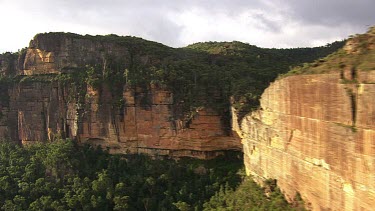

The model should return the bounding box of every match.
[1,0,374,53]
[0,30,351,54]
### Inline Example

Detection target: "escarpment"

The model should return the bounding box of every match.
[0,33,243,158]
[1,29,373,209]
[0,32,342,158]
[235,28,375,210]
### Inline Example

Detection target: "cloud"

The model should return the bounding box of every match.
[0,0,374,52]
[287,0,375,26]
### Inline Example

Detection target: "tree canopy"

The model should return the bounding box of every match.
[0,140,304,211]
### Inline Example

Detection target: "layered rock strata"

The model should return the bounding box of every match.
[2,81,240,158]
[0,33,241,158]
[235,30,375,210]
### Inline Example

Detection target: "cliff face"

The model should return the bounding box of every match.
[235,29,375,210]
[0,32,346,159]
[2,81,239,158]
[0,33,241,158]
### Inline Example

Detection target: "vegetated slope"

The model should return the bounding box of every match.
[185,40,344,116]
[203,177,306,211]
[0,140,301,211]
[281,26,375,77]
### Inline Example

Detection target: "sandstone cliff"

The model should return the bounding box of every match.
[0,32,346,159]
[235,28,375,210]
[3,81,240,158]
[0,33,241,158]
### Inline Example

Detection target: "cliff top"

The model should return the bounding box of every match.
[32,32,171,49]
[31,32,176,59]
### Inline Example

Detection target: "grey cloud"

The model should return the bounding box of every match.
[287,0,375,26]
[24,0,270,22]
[45,0,374,45]
[17,0,268,46]
[1,0,375,52]
[12,0,185,46]
[100,10,185,46]
[252,13,282,32]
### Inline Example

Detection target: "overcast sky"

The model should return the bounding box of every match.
[0,0,374,53]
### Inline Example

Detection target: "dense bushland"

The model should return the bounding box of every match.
[0,140,303,211]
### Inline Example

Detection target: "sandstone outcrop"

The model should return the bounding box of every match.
[0,32,345,159]
[0,33,241,158]
[235,28,375,210]
[23,33,131,75]
[3,81,240,158]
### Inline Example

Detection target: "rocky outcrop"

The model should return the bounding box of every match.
[235,29,375,210]
[23,33,131,75]
[79,84,240,158]
[0,33,241,158]
[2,80,240,158]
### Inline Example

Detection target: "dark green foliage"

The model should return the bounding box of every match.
[186,41,345,116]
[0,51,19,108]
[0,51,19,77]
[0,140,305,211]
[0,76,10,107]
[0,75,11,121]
[0,140,243,210]
[203,178,306,211]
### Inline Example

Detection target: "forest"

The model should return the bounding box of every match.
[0,140,305,211]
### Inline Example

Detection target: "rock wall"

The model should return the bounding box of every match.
[0,33,241,158]
[79,84,240,158]
[236,70,375,210]
[1,80,240,158]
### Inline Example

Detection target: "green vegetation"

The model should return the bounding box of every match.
[0,52,18,76]
[0,76,11,108]
[334,122,357,133]
[203,178,305,211]
[279,48,350,77]
[282,28,375,78]
[0,50,25,107]
[185,41,344,117]
[0,140,304,211]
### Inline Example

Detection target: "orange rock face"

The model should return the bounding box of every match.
[78,85,241,158]
[235,70,375,210]
[1,81,241,158]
